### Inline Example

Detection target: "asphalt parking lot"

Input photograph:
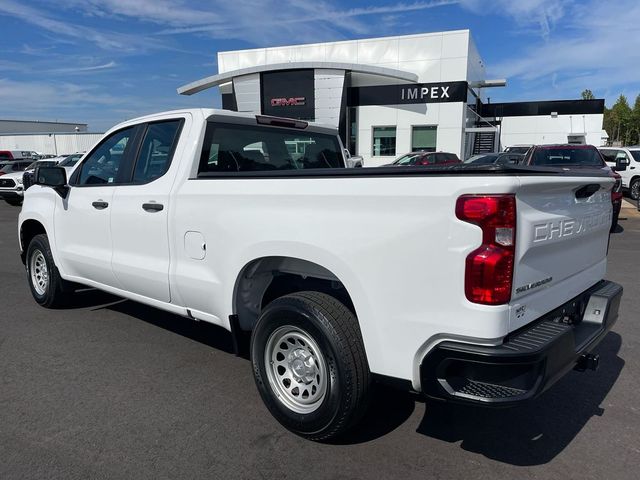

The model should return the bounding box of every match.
[1,201,639,480]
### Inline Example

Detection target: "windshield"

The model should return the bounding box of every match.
[464,154,498,165]
[631,151,640,162]
[505,146,530,154]
[529,147,604,167]
[393,154,420,165]
[59,154,83,167]
[26,160,58,170]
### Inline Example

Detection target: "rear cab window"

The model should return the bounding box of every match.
[530,147,605,167]
[198,122,344,175]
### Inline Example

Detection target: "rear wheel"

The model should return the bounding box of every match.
[251,291,370,441]
[630,178,640,201]
[26,234,69,308]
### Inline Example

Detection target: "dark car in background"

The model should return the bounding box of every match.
[464,152,524,166]
[0,160,33,177]
[524,144,624,232]
[384,151,460,167]
[503,144,533,155]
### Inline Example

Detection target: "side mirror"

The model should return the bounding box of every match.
[614,157,627,172]
[343,148,351,159]
[35,166,69,198]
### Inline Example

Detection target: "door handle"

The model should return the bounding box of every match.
[92,201,109,210]
[142,202,164,212]
[631,166,636,169]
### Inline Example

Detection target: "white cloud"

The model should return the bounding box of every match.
[0,0,176,52]
[48,61,118,75]
[56,0,221,27]
[460,0,570,40]
[455,0,640,102]
[152,0,459,43]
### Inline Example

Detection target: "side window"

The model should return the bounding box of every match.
[78,127,134,185]
[132,120,182,183]
[198,123,344,174]
[434,153,447,163]
[599,150,618,163]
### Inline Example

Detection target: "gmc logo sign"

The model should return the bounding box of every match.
[271,97,306,107]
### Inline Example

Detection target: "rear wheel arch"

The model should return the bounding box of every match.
[232,256,357,331]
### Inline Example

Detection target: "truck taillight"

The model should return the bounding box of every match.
[456,194,516,305]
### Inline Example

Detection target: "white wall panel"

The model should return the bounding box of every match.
[0,133,102,155]
[500,114,604,147]
[314,69,345,127]
[439,57,468,82]
[233,74,261,113]
[356,39,400,65]
[236,49,267,69]
[265,47,296,64]
[294,44,327,62]
[325,42,358,63]
[397,59,440,82]
[398,34,443,62]
[441,31,469,58]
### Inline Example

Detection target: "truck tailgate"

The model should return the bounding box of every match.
[510,174,613,331]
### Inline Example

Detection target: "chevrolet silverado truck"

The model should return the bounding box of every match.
[18,109,623,440]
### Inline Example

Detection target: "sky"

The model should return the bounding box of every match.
[0,0,638,132]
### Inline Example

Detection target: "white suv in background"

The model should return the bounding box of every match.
[599,146,640,200]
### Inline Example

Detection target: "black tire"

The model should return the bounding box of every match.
[5,198,22,206]
[25,234,69,308]
[251,291,371,441]
[630,178,640,201]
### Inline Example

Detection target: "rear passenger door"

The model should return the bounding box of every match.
[110,117,186,303]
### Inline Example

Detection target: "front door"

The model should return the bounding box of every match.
[54,126,136,288]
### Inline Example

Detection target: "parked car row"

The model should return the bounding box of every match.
[598,146,640,200]
[382,151,460,167]
[0,153,84,206]
[376,144,624,233]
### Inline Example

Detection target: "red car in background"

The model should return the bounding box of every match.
[384,151,461,167]
[523,144,624,232]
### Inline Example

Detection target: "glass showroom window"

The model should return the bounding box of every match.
[412,126,437,152]
[372,127,396,156]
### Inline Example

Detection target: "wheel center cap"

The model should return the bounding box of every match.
[289,348,316,383]
[292,359,306,375]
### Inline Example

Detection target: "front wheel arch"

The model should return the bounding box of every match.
[20,219,47,264]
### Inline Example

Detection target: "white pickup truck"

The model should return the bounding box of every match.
[19,109,623,440]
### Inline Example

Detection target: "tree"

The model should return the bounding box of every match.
[581,89,595,100]
[610,95,632,144]
[630,94,640,145]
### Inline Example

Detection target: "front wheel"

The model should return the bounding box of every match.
[630,178,640,201]
[251,291,371,441]
[26,234,69,308]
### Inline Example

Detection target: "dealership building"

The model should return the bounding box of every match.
[179,30,606,166]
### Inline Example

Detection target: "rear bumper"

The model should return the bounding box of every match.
[420,280,623,406]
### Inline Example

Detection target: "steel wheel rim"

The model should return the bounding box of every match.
[264,326,328,414]
[632,182,640,200]
[30,249,48,296]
